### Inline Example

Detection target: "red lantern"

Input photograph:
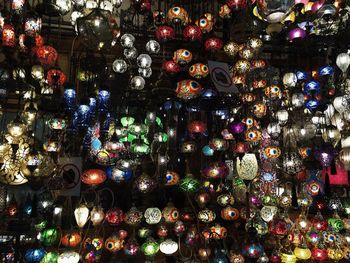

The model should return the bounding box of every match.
[106,208,124,226]
[268,218,288,236]
[183,24,203,41]
[35,35,44,47]
[188,121,207,134]
[162,60,181,75]
[226,0,247,9]
[132,0,151,14]
[81,169,106,186]
[322,163,349,185]
[269,255,282,263]
[204,37,223,52]
[155,25,174,42]
[2,24,15,47]
[233,142,249,153]
[36,45,58,67]
[311,247,328,261]
[157,224,168,238]
[61,232,82,248]
[47,69,67,87]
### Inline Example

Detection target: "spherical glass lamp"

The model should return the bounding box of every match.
[257,0,295,23]
[112,59,127,73]
[160,239,178,255]
[336,52,350,73]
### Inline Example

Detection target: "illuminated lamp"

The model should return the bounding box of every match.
[106,208,124,226]
[226,0,247,9]
[141,237,159,256]
[162,60,181,75]
[25,13,42,37]
[81,169,106,186]
[41,227,59,246]
[204,37,223,52]
[155,25,174,42]
[47,69,66,86]
[36,46,58,67]
[160,239,178,255]
[2,24,15,47]
[57,251,80,263]
[74,204,89,228]
[25,248,46,263]
[288,28,306,41]
[183,24,203,41]
[61,232,82,248]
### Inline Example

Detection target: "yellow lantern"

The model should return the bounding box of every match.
[294,246,311,260]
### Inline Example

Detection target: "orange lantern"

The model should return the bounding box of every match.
[221,206,240,220]
[36,45,58,67]
[61,232,82,248]
[81,169,106,186]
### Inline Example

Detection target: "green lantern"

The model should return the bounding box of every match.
[35,220,48,232]
[343,198,350,215]
[40,251,59,263]
[141,238,159,256]
[328,217,345,232]
[129,123,148,136]
[130,142,150,155]
[41,228,59,246]
[154,132,168,143]
[138,227,152,239]
[179,175,200,193]
[121,116,135,127]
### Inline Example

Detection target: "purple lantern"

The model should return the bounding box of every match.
[314,144,337,167]
[228,122,246,134]
[288,28,306,41]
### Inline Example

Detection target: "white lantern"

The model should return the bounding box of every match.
[146,40,160,54]
[112,59,127,73]
[90,206,105,226]
[276,109,289,126]
[331,113,345,131]
[336,53,350,73]
[130,76,145,90]
[137,54,152,68]
[74,204,89,228]
[31,65,44,80]
[160,239,178,255]
[260,206,278,222]
[283,72,297,88]
[339,148,350,170]
[341,136,350,148]
[57,251,80,263]
[144,207,162,225]
[120,33,135,48]
[236,153,258,180]
[333,96,348,114]
[291,93,304,108]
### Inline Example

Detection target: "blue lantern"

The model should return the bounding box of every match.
[202,145,214,156]
[214,249,228,263]
[106,166,133,183]
[63,88,76,112]
[305,99,320,110]
[296,70,308,81]
[318,65,334,76]
[24,194,32,216]
[76,104,91,128]
[98,89,110,113]
[24,248,46,263]
[304,81,320,96]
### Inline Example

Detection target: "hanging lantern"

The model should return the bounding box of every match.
[204,37,223,52]
[183,24,203,41]
[144,207,162,225]
[81,169,106,186]
[25,14,42,37]
[61,232,82,248]
[202,162,229,179]
[176,80,203,100]
[57,251,80,263]
[162,60,181,75]
[236,153,258,180]
[123,206,142,226]
[257,0,295,23]
[198,208,216,223]
[41,228,59,246]
[2,24,15,47]
[25,248,46,263]
[105,234,124,253]
[162,202,179,223]
[167,6,189,25]
[141,238,159,256]
[90,206,105,226]
[179,175,200,192]
[336,53,350,73]
[105,208,124,226]
[36,46,58,67]
[173,49,192,66]
[124,239,140,256]
[188,63,209,79]
[74,204,90,228]
[221,206,240,221]
[159,239,178,255]
[155,25,174,42]
[41,252,59,263]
